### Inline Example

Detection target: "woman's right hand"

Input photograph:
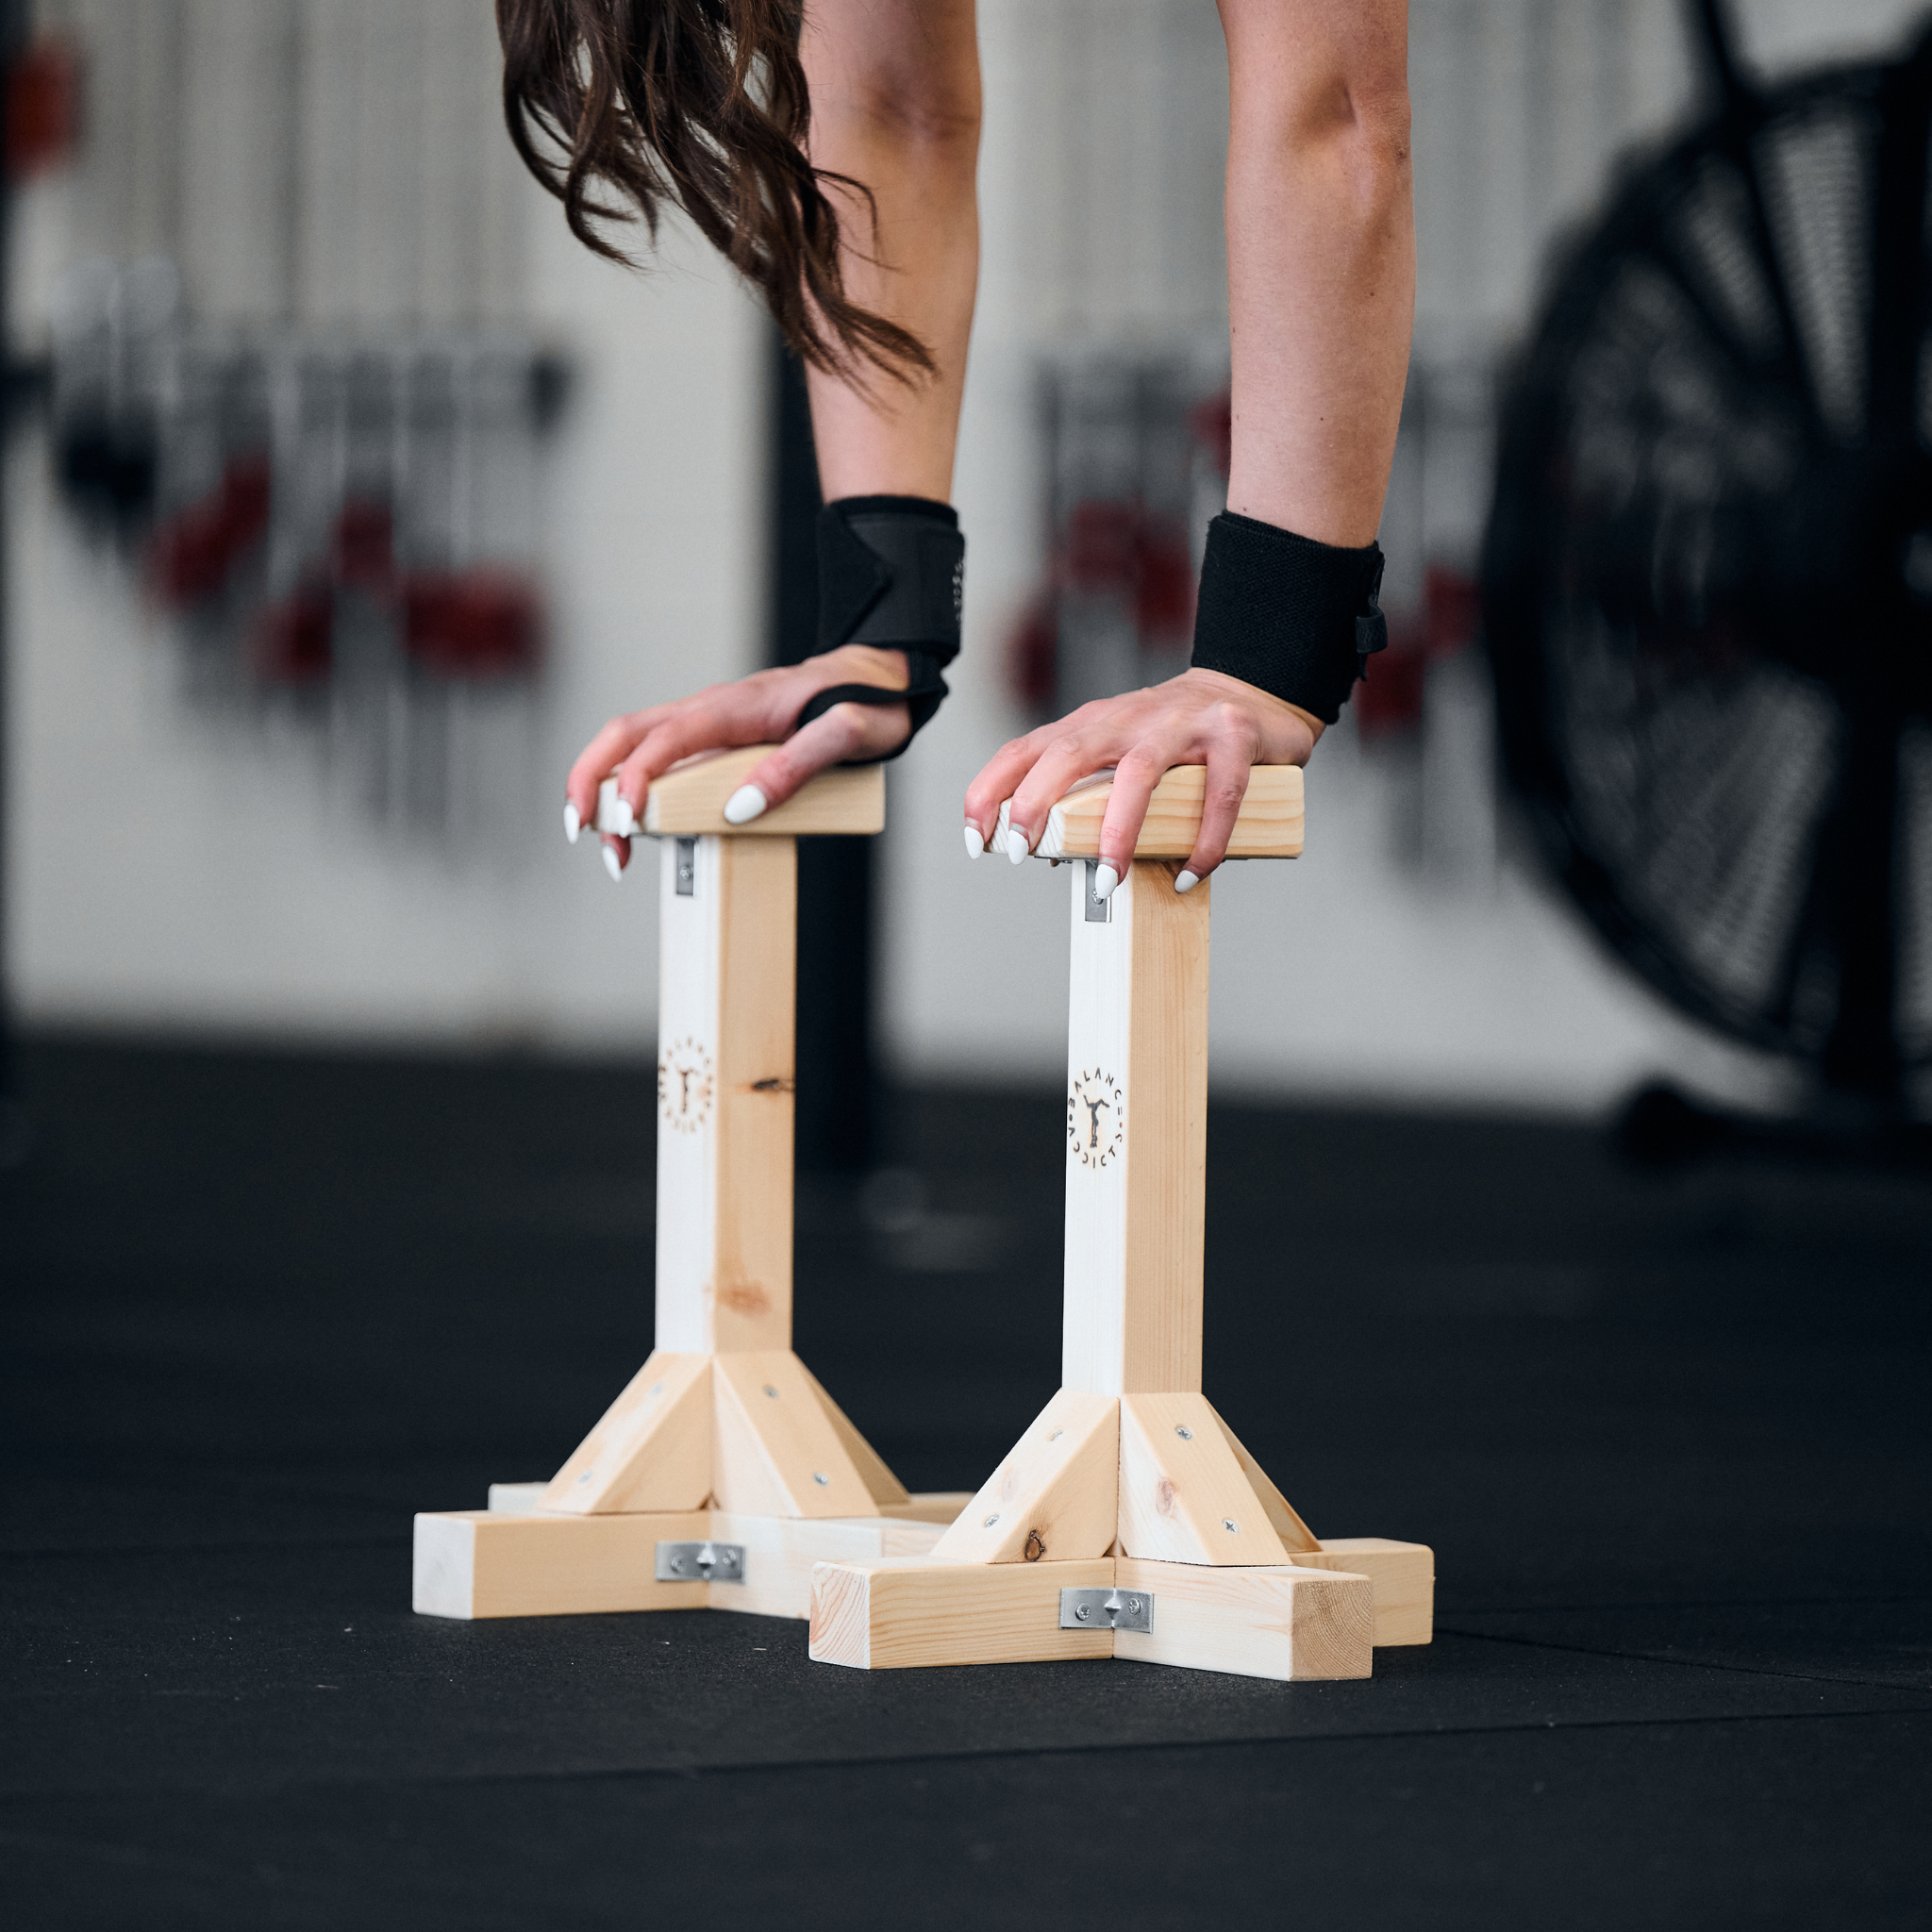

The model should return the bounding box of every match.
[566,643,911,877]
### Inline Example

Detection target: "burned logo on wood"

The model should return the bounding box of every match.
[1068,1068,1124,1169]
[658,1036,715,1132]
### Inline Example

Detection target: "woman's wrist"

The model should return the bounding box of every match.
[807,642,912,691]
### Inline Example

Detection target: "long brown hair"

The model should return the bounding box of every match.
[497,0,930,381]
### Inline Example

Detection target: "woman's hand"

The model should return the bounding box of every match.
[567,644,910,877]
[962,669,1320,895]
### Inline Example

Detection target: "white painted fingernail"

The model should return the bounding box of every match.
[1007,825,1031,864]
[563,802,580,845]
[603,844,625,883]
[963,823,985,859]
[1093,863,1119,902]
[612,796,638,838]
[724,785,768,825]
[1175,870,1200,893]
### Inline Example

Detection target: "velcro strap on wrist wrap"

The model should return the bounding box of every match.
[793,495,964,763]
[816,495,964,659]
[1190,511,1388,726]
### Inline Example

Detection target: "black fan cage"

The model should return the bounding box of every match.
[1484,32,1932,1084]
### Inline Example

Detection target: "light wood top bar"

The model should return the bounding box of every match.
[595,746,886,838]
[993,764,1303,861]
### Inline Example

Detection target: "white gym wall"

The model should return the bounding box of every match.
[6,0,1923,1110]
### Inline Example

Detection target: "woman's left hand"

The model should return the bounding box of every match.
[962,668,1321,893]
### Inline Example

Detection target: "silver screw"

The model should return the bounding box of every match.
[1174,1424,1193,1440]
[763,1386,778,1399]
[983,1513,1000,1527]
[575,1472,591,1484]
[1125,1598,1141,1612]
[1074,1604,1091,1622]
[812,1472,830,1486]
[1223,1518,1239,1532]
[1049,1428,1064,1441]
[649,1383,663,1397]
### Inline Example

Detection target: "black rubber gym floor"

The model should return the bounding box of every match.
[4,1041,1928,1927]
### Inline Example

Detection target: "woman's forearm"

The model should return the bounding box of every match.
[1219,0,1413,549]
[799,0,981,502]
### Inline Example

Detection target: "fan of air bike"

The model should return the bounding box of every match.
[1483,0,1932,1160]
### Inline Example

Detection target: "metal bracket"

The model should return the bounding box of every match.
[674,838,698,897]
[655,1540,745,1584]
[1058,1586,1153,1633]
[1083,859,1111,924]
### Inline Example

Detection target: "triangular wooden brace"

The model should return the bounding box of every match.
[1116,1392,1290,1566]
[930,1390,1120,1563]
[798,1358,910,1508]
[541,1352,713,1515]
[1204,1398,1321,1555]
[709,1351,876,1518]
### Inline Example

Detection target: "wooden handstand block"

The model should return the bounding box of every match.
[595,746,885,839]
[995,764,1304,861]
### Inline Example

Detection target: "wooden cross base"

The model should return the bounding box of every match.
[804,1388,1430,1675]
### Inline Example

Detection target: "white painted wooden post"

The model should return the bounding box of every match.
[1061,857,1210,1396]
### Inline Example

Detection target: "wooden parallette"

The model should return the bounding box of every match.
[993,763,1303,861]
[811,774,1436,1678]
[413,755,928,1633]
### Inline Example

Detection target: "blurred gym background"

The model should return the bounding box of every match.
[4,0,1930,1149]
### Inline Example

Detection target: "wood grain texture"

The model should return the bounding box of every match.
[1112,1556,1373,1681]
[710,1351,875,1518]
[708,1512,949,1619]
[808,1557,1116,1670]
[994,765,1304,861]
[412,1509,709,1619]
[930,1390,1120,1564]
[1291,1538,1436,1646]
[540,1351,711,1515]
[798,1358,910,1507]
[1205,1398,1321,1555]
[1122,863,1211,1391]
[597,747,884,837]
[1116,1392,1288,1566]
[708,838,797,1351]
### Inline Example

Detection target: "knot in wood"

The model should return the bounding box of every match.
[1024,1529,1046,1562]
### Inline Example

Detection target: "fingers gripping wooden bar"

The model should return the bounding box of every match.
[994,763,1304,860]
[595,746,885,838]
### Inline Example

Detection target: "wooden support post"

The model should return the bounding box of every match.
[541,755,905,1516]
[1062,857,1210,1396]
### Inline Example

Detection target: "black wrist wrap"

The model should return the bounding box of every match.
[1190,511,1388,725]
[791,494,965,762]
